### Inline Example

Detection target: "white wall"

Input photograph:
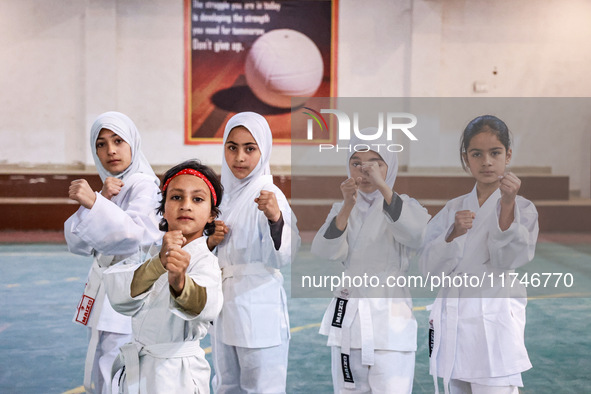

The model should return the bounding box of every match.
[0,0,589,196]
[0,0,87,167]
[406,0,591,196]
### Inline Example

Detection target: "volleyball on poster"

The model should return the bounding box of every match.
[184,0,337,144]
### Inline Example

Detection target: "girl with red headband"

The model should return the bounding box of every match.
[104,159,224,393]
[208,112,301,394]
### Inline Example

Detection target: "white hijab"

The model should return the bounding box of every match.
[220,112,273,206]
[346,128,398,217]
[90,111,158,185]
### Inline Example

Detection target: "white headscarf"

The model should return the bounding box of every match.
[346,128,398,217]
[90,111,158,185]
[220,112,272,204]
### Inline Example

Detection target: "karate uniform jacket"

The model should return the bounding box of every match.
[418,187,538,389]
[215,175,300,348]
[64,172,162,333]
[311,194,430,360]
[104,236,223,393]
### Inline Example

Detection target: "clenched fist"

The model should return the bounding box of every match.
[447,210,476,242]
[361,161,385,188]
[499,172,521,206]
[160,230,190,296]
[69,179,97,209]
[498,172,521,231]
[207,220,229,250]
[255,190,281,223]
[340,177,361,209]
[101,177,124,200]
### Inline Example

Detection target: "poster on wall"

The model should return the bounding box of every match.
[184,0,338,144]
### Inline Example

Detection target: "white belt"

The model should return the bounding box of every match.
[74,255,113,328]
[221,262,279,279]
[78,245,158,393]
[76,256,113,393]
[112,340,202,394]
[430,287,459,394]
[339,298,375,390]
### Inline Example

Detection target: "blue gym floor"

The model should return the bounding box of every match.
[0,240,590,393]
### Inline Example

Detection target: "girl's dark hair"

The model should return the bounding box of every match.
[460,115,512,171]
[157,160,223,236]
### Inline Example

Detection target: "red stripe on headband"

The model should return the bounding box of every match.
[162,168,217,205]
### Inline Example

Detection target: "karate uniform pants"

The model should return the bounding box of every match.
[330,347,415,394]
[449,380,519,394]
[90,330,132,394]
[211,335,289,394]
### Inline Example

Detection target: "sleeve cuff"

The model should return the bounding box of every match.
[172,276,207,316]
[324,216,345,239]
[130,254,167,297]
[269,212,284,250]
[147,255,167,276]
[383,193,403,222]
[494,199,521,233]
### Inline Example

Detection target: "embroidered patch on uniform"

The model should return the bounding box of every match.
[429,319,434,357]
[341,353,354,383]
[75,295,95,325]
[331,298,348,328]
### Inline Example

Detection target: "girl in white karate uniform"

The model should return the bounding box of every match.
[419,115,539,394]
[207,112,300,394]
[64,111,162,393]
[311,130,431,394]
[104,160,224,394]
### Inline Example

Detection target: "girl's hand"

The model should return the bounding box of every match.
[207,220,228,250]
[101,177,124,200]
[255,191,281,223]
[361,161,386,188]
[340,177,360,208]
[160,230,189,296]
[335,177,360,231]
[160,230,186,267]
[165,245,191,296]
[68,179,97,209]
[447,210,475,242]
[499,172,520,206]
[498,172,520,230]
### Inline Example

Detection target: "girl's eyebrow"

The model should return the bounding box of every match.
[168,187,208,194]
[350,155,383,162]
[96,133,120,141]
[468,146,503,152]
[226,140,258,146]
